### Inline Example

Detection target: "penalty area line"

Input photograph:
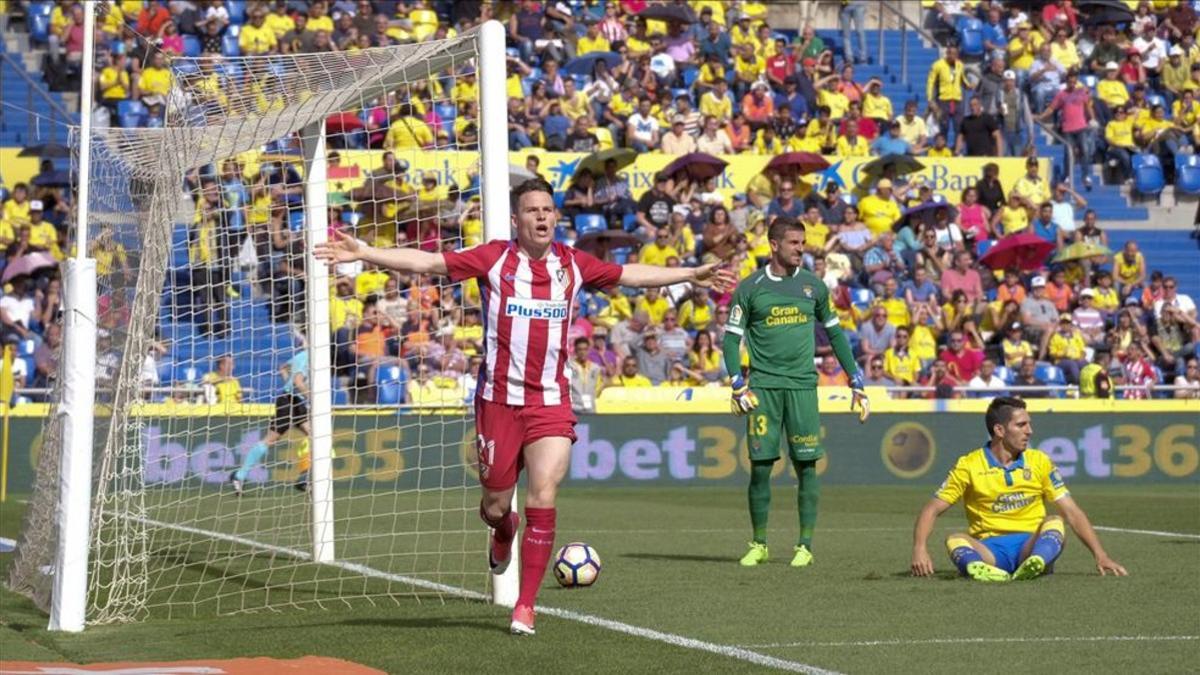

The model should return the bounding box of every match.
[134,515,839,675]
[1094,526,1200,540]
[739,635,1200,649]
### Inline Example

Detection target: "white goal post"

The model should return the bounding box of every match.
[8,13,515,628]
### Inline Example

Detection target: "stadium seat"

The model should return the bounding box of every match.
[1175,154,1200,195]
[182,34,202,58]
[611,246,632,264]
[435,102,457,123]
[839,193,858,206]
[957,19,984,57]
[222,34,241,57]
[554,223,570,242]
[1133,153,1166,196]
[172,60,200,77]
[552,191,566,209]
[29,14,50,44]
[995,365,1013,384]
[332,387,349,405]
[1035,363,1066,398]
[574,214,606,237]
[288,210,305,232]
[377,366,406,405]
[1081,74,1097,90]
[976,239,996,258]
[227,1,246,24]
[29,1,53,16]
[851,287,874,310]
[622,213,639,232]
[681,66,700,88]
[117,100,147,118]
[1146,94,1165,109]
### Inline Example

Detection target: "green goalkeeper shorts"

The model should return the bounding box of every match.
[746,388,824,462]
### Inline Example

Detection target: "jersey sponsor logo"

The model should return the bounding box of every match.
[790,433,819,446]
[991,491,1036,513]
[504,297,569,320]
[803,285,814,298]
[764,305,809,327]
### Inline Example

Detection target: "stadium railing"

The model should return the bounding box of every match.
[0,51,73,145]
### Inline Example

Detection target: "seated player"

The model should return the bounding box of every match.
[910,396,1127,582]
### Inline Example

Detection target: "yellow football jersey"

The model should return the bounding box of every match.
[935,446,1070,540]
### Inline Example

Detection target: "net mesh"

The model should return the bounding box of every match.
[9,20,497,624]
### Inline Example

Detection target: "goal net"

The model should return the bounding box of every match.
[9,18,510,624]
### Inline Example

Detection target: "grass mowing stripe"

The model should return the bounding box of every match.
[741,635,1200,649]
[133,515,838,675]
[1094,526,1200,539]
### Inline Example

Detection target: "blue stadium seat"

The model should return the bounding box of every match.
[611,246,632,265]
[172,60,200,77]
[1175,154,1200,195]
[29,13,51,44]
[957,19,984,58]
[681,66,699,88]
[574,214,606,236]
[288,210,305,232]
[839,193,858,206]
[117,100,147,117]
[377,366,406,405]
[1035,363,1066,398]
[435,102,457,122]
[332,387,349,405]
[1133,153,1165,196]
[29,1,53,16]
[851,288,874,310]
[554,223,570,242]
[1081,74,1098,90]
[227,0,246,24]
[182,34,202,58]
[995,365,1013,384]
[552,191,566,209]
[222,34,241,57]
[622,213,639,232]
[976,239,996,258]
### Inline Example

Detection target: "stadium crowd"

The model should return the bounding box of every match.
[2,0,1200,405]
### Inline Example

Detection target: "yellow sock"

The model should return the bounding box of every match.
[296,437,311,473]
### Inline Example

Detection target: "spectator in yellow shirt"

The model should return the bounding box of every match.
[862,79,894,126]
[239,9,278,55]
[263,3,295,38]
[304,0,334,34]
[384,105,434,150]
[1010,157,1051,211]
[926,132,953,157]
[835,119,871,156]
[926,43,965,140]
[136,50,172,115]
[858,179,902,236]
[1007,23,1044,74]
[992,192,1030,237]
[883,327,923,389]
[1096,61,1130,118]
[99,51,131,113]
[635,287,671,325]
[641,228,681,266]
[613,356,653,387]
[202,355,244,404]
[576,21,610,56]
[817,76,850,120]
[1105,105,1137,182]
[1041,315,1088,384]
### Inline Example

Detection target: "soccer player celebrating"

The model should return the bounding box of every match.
[316,178,734,634]
[230,339,312,495]
[722,216,868,568]
[911,396,1127,581]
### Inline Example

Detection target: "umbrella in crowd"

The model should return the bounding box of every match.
[638,3,698,24]
[661,152,727,181]
[574,229,640,258]
[895,199,957,231]
[18,143,71,158]
[576,147,637,176]
[1,252,57,283]
[764,152,829,176]
[860,154,925,179]
[31,170,71,187]
[1052,241,1113,263]
[1082,7,1135,26]
[979,232,1056,271]
[1076,0,1133,12]
[563,51,621,76]
[510,164,538,187]
[324,112,364,135]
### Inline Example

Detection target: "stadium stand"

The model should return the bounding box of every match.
[0,0,1197,406]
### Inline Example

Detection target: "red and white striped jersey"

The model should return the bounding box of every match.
[444,240,622,407]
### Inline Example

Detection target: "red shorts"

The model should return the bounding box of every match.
[473,398,577,490]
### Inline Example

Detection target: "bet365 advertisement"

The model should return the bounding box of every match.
[3,413,1197,493]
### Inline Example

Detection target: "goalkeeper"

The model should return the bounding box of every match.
[722,216,869,568]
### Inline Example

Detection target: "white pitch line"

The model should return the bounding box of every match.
[740,635,1200,649]
[1094,526,1200,540]
[134,516,838,675]
[576,526,903,535]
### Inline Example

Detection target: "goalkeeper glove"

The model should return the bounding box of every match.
[850,370,870,423]
[730,375,759,416]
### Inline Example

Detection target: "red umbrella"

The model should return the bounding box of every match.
[978,232,1056,271]
[765,152,830,175]
[1,252,57,282]
[661,152,728,181]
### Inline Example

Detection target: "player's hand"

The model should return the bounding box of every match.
[1096,555,1128,577]
[911,548,935,577]
[730,375,758,416]
[850,371,870,424]
[693,263,737,293]
[313,228,361,265]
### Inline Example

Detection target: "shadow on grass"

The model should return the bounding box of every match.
[339,615,499,634]
[884,570,961,581]
[620,552,731,564]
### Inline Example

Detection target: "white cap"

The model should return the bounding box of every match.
[1003,69,1016,80]
[1105,61,1119,70]
[29,200,43,211]
[1031,275,1047,287]
[1170,46,1185,56]
[672,204,689,216]
[1080,288,1096,298]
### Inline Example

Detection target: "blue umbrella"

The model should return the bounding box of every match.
[563,52,620,77]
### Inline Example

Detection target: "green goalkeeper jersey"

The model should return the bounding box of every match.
[724,266,840,390]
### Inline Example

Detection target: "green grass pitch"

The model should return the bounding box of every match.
[2,484,1198,674]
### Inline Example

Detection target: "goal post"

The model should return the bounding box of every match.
[9,16,514,627]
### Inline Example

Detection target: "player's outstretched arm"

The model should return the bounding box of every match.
[1055,496,1128,576]
[911,498,952,577]
[618,262,736,292]
[314,229,448,275]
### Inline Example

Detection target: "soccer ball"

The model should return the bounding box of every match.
[553,542,601,588]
